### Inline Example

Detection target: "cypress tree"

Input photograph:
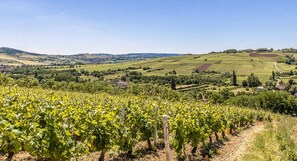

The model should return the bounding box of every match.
[34,71,38,78]
[272,71,275,80]
[232,70,237,86]
[171,77,176,90]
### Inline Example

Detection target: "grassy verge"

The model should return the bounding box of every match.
[242,116,297,161]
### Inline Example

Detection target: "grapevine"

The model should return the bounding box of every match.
[0,86,270,160]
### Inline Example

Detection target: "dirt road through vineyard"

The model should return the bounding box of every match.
[212,123,265,161]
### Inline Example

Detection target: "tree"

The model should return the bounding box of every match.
[34,71,38,78]
[210,92,224,104]
[247,73,262,87]
[169,70,177,75]
[289,85,297,94]
[256,48,269,52]
[224,49,238,53]
[272,71,275,80]
[242,80,248,87]
[172,70,177,75]
[265,81,276,90]
[75,75,79,82]
[232,70,237,86]
[288,79,295,85]
[219,88,234,99]
[171,77,176,90]
[54,73,74,82]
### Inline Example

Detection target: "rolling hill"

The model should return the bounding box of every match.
[1,47,297,82]
[0,47,48,65]
[0,47,180,65]
[60,51,297,82]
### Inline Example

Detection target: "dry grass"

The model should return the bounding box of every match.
[241,117,297,161]
[0,53,47,65]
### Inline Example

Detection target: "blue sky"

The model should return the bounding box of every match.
[0,0,297,55]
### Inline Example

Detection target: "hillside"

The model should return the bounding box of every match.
[0,47,179,66]
[0,47,48,65]
[0,47,44,56]
[1,50,297,161]
[60,51,297,82]
[0,86,296,161]
[1,47,297,82]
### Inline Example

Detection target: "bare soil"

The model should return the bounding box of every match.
[211,122,265,161]
[249,53,278,57]
[293,125,297,143]
[196,64,212,72]
[0,151,34,161]
[0,123,265,161]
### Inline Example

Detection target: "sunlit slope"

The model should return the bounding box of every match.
[0,53,47,65]
[61,52,296,81]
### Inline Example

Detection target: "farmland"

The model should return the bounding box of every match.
[1,48,297,161]
[0,86,289,161]
[0,85,296,161]
[2,0,297,160]
[1,50,297,160]
[59,52,296,82]
[208,63,238,73]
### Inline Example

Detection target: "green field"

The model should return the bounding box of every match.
[59,52,296,82]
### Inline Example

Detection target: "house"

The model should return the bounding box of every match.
[256,86,264,90]
[276,83,286,90]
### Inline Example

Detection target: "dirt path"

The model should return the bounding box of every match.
[273,62,284,72]
[0,123,267,161]
[293,125,297,143]
[212,123,265,161]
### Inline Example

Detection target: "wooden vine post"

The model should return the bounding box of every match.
[162,115,171,161]
[121,107,125,122]
[154,107,158,146]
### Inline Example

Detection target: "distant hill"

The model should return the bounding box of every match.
[74,53,179,58]
[0,47,181,65]
[3,47,297,82]
[75,53,113,57]
[0,47,44,56]
[122,53,179,58]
